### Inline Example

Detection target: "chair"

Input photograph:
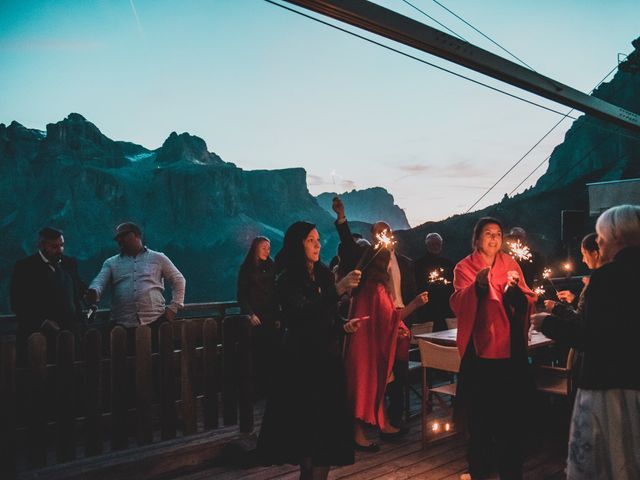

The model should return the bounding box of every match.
[418,339,460,446]
[535,348,575,397]
[445,317,458,329]
[404,322,435,421]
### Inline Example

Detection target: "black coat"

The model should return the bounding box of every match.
[257,263,354,466]
[237,258,278,322]
[413,251,455,326]
[10,253,86,340]
[541,246,640,390]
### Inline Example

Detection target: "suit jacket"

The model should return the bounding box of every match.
[10,253,86,340]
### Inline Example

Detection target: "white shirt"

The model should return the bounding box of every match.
[89,248,186,327]
[388,250,404,309]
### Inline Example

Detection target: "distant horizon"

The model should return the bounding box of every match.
[1,0,638,226]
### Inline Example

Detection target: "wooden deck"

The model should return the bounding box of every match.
[167,397,570,480]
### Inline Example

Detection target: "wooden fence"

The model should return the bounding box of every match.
[0,303,254,478]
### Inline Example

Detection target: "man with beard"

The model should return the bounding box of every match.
[11,227,86,362]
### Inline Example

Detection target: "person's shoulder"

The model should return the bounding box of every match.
[14,254,39,268]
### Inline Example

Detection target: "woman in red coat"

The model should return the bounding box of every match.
[450,217,536,480]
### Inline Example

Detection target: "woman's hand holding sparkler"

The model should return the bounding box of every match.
[336,269,362,296]
[507,270,520,287]
[400,291,429,321]
[476,267,490,288]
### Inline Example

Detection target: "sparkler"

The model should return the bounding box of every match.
[428,268,451,285]
[507,240,532,262]
[542,267,560,297]
[355,229,396,272]
[533,286,546,297]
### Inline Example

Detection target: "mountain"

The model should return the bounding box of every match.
[316,187,410,230]
[397,36,640,270]
[0,114,339,312]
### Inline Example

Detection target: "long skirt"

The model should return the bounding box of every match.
[567,388,640,480]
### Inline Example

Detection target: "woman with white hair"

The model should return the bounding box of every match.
[532,204,640,480]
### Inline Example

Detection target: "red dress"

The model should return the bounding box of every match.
[343,280,408,427]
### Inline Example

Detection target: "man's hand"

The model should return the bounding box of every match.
[411,291,429,308]
[476,267,490,288]
[164,308,177,322]
[556,290,575,304]
[249,314,262,327]
[336,270,361,296]
[85,288,98,305]
[343,317,362,333]
[543,300,557,313]
[530,312,550,331]
[332,197,345,220]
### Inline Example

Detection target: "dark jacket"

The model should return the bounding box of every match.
[541,246,640,390]
[10,253,86,339]
[413,251,455,326]
[237,258,278,321]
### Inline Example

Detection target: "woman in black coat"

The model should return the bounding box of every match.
[257,221,362,480]
[237,236,280,394]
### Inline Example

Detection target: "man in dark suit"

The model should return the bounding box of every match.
[413,232,455,331]
[10,227,86,362]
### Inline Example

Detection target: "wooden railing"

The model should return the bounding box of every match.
[0,302,255,478]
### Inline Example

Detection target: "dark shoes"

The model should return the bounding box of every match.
[379,426,409,441]
[354,442,380,453]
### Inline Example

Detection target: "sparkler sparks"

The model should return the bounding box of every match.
[533,286,546,296]
[507,240,532,262]
[428,268,451,285]
[374,229,396,250]
[542,267,552,280]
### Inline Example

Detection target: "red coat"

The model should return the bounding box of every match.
[450,251,536,359]
[344,280,408,427]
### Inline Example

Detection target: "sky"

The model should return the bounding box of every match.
[1,0,638,226]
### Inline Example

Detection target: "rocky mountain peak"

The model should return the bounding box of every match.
[155,131,226,166]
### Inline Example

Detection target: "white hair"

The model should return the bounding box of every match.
[425,232,442,245]
[595,204,640,248]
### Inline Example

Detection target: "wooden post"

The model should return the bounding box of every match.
[159,322,176,440]
[56,331,76,462]
[236,316,254,433]
[26,333,47,468]
[110,327,128,451]
[84,329,103,456]
[222,316,238,426]
[135,326,153,446]
[180,321,197,436]
[0,340,16,477]
[202,318,219,429]
[135,325,153,445]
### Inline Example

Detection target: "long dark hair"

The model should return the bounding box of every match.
[471,217,503,250]
[240,236,271,270]
[275,221,317,280]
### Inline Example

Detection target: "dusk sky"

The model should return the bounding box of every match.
[1,0,638,226]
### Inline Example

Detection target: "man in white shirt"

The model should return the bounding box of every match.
[86,222,186,332]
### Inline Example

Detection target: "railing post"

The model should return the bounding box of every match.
[84,329,103,456]
[135,325,153,445]
[180,320,197,436]
[0,339,16,477]
[202,318,219,430]
[56,331,76,462]
[26,333,47,468]
[222,315,254,432]
[110,326,128,451]
[159,322,177,440]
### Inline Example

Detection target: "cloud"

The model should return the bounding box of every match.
[396,163,432,174]
[307,172,357,191]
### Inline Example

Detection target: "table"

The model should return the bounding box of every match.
[415,328,553,350]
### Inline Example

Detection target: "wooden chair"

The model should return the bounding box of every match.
[404,322,435,421]
[535,348,575,397]
[445,317,458,330]
[418,339,460,446]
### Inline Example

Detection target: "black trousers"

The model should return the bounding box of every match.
[462,356,530,480]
